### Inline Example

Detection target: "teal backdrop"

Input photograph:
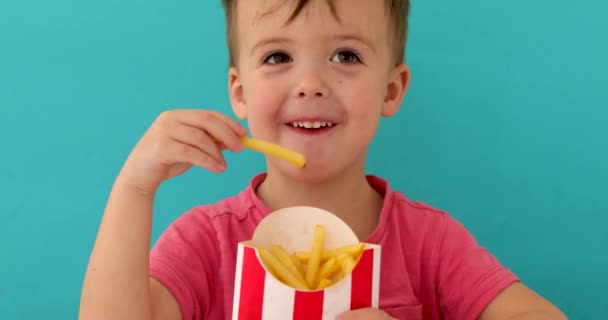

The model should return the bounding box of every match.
[1,0,606,319]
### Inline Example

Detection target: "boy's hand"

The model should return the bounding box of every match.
[119,109,248,194]
[337,308,396,320]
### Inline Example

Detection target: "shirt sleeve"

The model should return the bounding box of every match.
[437,215,520,319]
[149,208,220,320]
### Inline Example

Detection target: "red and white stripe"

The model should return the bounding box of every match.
[232,244,381,320]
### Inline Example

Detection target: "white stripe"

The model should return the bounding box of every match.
[322,276,352,320]
[371,245,381,308]
[231,244,245,320]
[261,273,295,319]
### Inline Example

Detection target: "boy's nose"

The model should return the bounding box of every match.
[297,90,326,98]
[294,70,330,99]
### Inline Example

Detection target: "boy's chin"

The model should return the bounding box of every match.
[269,159,341,184]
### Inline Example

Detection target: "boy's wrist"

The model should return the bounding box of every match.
[113,171,160,199]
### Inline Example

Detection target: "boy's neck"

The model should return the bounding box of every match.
[255,164,384,240]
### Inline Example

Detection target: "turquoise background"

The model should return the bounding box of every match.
[1,0,606,319]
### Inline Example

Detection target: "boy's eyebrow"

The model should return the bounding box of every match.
[250,34,376,55]
[250,37,292,55]
[333,34,376,53]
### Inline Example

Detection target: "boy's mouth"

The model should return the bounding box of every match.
[289,121,334,129]
[285,120,337,135]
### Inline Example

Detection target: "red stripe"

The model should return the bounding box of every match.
[238,247,266,320]
[350,249,374,310]
[293,290,324,320]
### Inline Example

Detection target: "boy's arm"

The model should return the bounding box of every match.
[150,277,182,319]
[436,214,567,320]
[479,282,567,320]
[78,110,247,320]
[78,179,181,320]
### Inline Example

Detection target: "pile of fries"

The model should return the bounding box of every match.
[257,224,365,290]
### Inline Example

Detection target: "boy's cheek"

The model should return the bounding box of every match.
[245,76,288,102]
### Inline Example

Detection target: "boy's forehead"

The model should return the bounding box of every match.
[235,0,387,43]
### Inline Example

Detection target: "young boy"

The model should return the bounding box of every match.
[79,0,567,319]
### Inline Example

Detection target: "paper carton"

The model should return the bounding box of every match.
[232,206,381,320]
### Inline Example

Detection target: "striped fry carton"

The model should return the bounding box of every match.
[231,206,382,320]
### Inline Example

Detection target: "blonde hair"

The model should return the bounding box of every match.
[221,0,411,67]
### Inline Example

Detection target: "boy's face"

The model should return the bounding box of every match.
[229,0,409,181]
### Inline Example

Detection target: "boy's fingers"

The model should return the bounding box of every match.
[215,142,230,151]
[208,111,248,136]
[176,109,247,136]
[169,124,225,165]
[169,138,225,172]
[202,119,244,152]
[175,111,245,152]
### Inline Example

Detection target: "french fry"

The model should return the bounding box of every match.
[317,278,333,289]
[336,253,350,264]
[340,255,356,279]
[258,248,309,290]
[291,254,306,280]
[294,243,365,263]
[241,137,306,168]
[256,223,366,290]
[318,256,339,281]
[305,225,325,288]
[294,251,310,263]
[271,245,308,289]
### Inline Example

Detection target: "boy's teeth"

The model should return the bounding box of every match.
[291,121,334,128]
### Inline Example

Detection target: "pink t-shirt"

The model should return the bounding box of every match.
[149,174,519,320]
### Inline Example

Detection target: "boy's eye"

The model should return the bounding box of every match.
[263,52,292,65]
[331,50,361,64]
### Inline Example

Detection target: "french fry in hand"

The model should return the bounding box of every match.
[241,137,306,168]
[211,136,306,168]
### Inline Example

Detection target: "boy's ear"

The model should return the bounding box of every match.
[381,63,411,117]
[228,67,247,120]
